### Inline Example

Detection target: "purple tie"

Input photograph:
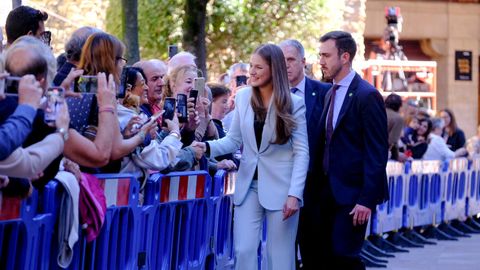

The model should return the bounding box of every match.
[322,84,340,173]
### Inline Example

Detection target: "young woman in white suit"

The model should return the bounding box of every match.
[193,44,309,270]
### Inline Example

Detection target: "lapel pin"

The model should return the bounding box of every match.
[312,92,316,96]
[349,93,353,97]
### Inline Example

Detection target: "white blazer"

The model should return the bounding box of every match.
[208,87,309,210]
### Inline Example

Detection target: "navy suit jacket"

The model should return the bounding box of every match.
[312,73,389,210]
[304,77,331,172]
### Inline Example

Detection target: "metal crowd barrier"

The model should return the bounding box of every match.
[3,158,480,269]
[364,158,480,267]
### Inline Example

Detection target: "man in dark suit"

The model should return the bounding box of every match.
[299,31,389,269]
[279,39,331,170]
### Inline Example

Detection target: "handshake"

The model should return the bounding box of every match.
[190,141,207,160]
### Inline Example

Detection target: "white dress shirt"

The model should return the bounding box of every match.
[330,69,356,128]
[292,75,306,99]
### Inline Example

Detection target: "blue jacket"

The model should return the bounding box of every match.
[0,99,37,160]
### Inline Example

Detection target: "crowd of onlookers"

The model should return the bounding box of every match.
[385,92,479,163]
[1,5,477,200]
[0,6,248,199]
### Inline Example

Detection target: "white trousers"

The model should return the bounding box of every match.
[233,181,299,270]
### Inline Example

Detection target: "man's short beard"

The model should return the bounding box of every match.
[324,64,342,81]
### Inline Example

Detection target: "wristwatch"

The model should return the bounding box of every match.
[56,128,69,142]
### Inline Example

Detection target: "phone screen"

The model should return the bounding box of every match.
[177,94,188,123]
[1,76,21,95]
[162,97,176,127]
[44,87,65,125]
[168,45,178,59]
[189,89,198,108]
[194,77,205,97]
[236,75,248,87]
[75,75,98,93]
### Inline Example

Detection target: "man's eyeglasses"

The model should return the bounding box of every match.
[39,31,51,47]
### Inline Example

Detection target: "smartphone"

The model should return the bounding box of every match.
[177,93,188,123]
[168,45,178,59]
[118,66,129,99]
[236,75,247,87]
[40,31,51,47]
[162,97,176,127]
[44,87,65,125]
[75,75,98,93]
[1,76,21,95]
[189,89,198,108]
[194,77,205,98]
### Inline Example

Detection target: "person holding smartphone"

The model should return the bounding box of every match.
[192,44,309,270]
[164,64,216,146]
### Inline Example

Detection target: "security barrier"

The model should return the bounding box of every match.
[0,190,39,270]
[3,158,480,269]
[144,171,213,270]
[444,158,469,222]
[211,170,235,270]
[467,158,480,217]
[371,161,404,234]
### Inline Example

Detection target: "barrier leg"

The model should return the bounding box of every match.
[367,235,408,253]
[362,240,395,258]
[465,217,480,230]
[438,222,470,238]
[451,220,480,234]
[402,228,436,245]
[421,225,457,241]
[359,250,388,268]
[386,231,424,248]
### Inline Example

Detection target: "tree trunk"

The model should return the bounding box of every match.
[12,0,22,9]
[122,0,140,64]
[182,0,208,79]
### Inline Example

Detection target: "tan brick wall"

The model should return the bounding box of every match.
[366,0,480,137]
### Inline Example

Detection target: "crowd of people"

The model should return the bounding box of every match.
[0,5,401,270]
[386,92,477,163]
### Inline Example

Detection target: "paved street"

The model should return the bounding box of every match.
[368,233,480,270]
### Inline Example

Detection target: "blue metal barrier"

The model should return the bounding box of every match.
[7,158,480,270]
[404,160,424,228]
[467,159,480,217]
[423,161,444,226]
[0,190,39,270]
[372,161,404,234]
[83,174,140,270]
[403,160,444,227]
[41,179,86,270]
[144,171,213,270]
[444,158,469,222]
[211,170,236,270]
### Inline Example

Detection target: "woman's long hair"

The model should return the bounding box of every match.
[78,32,125,84]
[251,44,295,145]
[440,108,458,136]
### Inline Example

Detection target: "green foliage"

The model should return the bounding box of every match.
[106,0,329,77]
